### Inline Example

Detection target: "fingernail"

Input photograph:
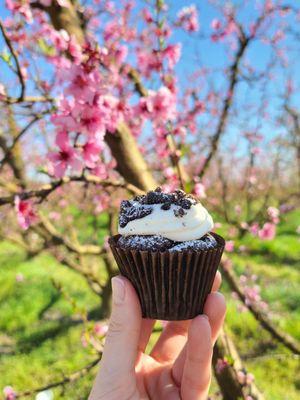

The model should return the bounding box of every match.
[112,277,125,305]
[202,314,209,321]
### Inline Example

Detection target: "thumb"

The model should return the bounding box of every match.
[89,276,142,399]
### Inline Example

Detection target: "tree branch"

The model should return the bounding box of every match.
[222,261,300,354]
[200,34,249,177]
[0,21,25,102]
[0,175,144,206]
[38,214,104,255]
[15,358,100,398]
[0,113,46,170]
[213,329,265,400]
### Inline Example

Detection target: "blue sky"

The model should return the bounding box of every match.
[0,0,299,159]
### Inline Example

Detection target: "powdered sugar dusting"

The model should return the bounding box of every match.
[118,234,175,251]
[169,234,217,252]
[118,233,217,252]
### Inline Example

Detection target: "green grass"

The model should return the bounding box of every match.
[0,210,299,399]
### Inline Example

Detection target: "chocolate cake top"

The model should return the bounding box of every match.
[119,187,199,228]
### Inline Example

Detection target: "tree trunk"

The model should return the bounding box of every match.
[213,329,265,400]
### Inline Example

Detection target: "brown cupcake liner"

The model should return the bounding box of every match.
[109,232,225,320]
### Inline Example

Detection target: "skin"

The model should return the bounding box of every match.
[89,271,226,400]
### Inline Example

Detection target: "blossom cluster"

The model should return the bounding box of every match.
[176,5,199,32]
[232,274,269,313]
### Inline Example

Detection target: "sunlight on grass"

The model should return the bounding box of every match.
[0,210,299,398]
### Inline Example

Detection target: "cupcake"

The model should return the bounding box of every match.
[109,187,225,320]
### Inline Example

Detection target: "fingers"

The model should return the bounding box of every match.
[150,320,190,363]
[212,271,222,292]
[172,292,226,386]
[89,276,141,399]
[138,318,155,352]
[181,315,212,400]
[203,292,226,345]
[149,272,221,364]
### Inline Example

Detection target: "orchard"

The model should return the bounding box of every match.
[0,1,299,399]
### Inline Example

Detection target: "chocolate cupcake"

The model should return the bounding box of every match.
[109,187,225,320]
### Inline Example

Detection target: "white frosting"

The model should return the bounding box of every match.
[118,203,213,241]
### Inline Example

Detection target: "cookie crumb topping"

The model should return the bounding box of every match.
[119,187,198,227]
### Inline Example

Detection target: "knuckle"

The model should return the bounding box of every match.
[106,317,124,338]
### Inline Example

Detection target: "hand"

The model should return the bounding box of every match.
[89,272,226,400]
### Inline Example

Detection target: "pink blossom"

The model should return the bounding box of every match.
[237,370,246,385]
[246,372,255,384]
[66,65,99,100]
[94,322,109,336]
[3,386,16,400]
[194,182,206,199]
[240,222,248,229]
[15,273,24,282]
[141,87,177,121]
[14,196,37,230]
[93,192,110,213]
[111,44,128,65]
[228,227,237,237]
[222,258,232,270]
[177,5,199,32]
[211,19,222,30]
[267,206,280,223]
[164,167,175,179]
[80,333,88,348]
[142,8,153,23]
[48,137,82,178]
[163,44,181,68]
[215,358,229,374]
[6,0,32,23]
[225,240,235,253]
[58,199,68,208]
[77,106,106,136]
[251,147,261,155]
[83,140,104,168]
[234,204,241,215]
[258,222,276,240]
[91,163,109,179]
[248,174,257,185]
[39,0,52,6]
[57,0,71,7]
[249,223,259,236]
[49,211,61,221]
[0,83,6,99]
[137,49,163,77]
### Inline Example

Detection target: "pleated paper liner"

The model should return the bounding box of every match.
[109,232,225,320]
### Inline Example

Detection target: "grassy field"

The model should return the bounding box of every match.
[0,210,299,399]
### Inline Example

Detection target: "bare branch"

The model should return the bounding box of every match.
[222,261,300,354]
[213,329,265,400]
[0,21,25,102]
[0,113,46,170]
[39,214,104,255]
[200,34,249,177]
[0,175,144,206]
[16,358,100,398]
